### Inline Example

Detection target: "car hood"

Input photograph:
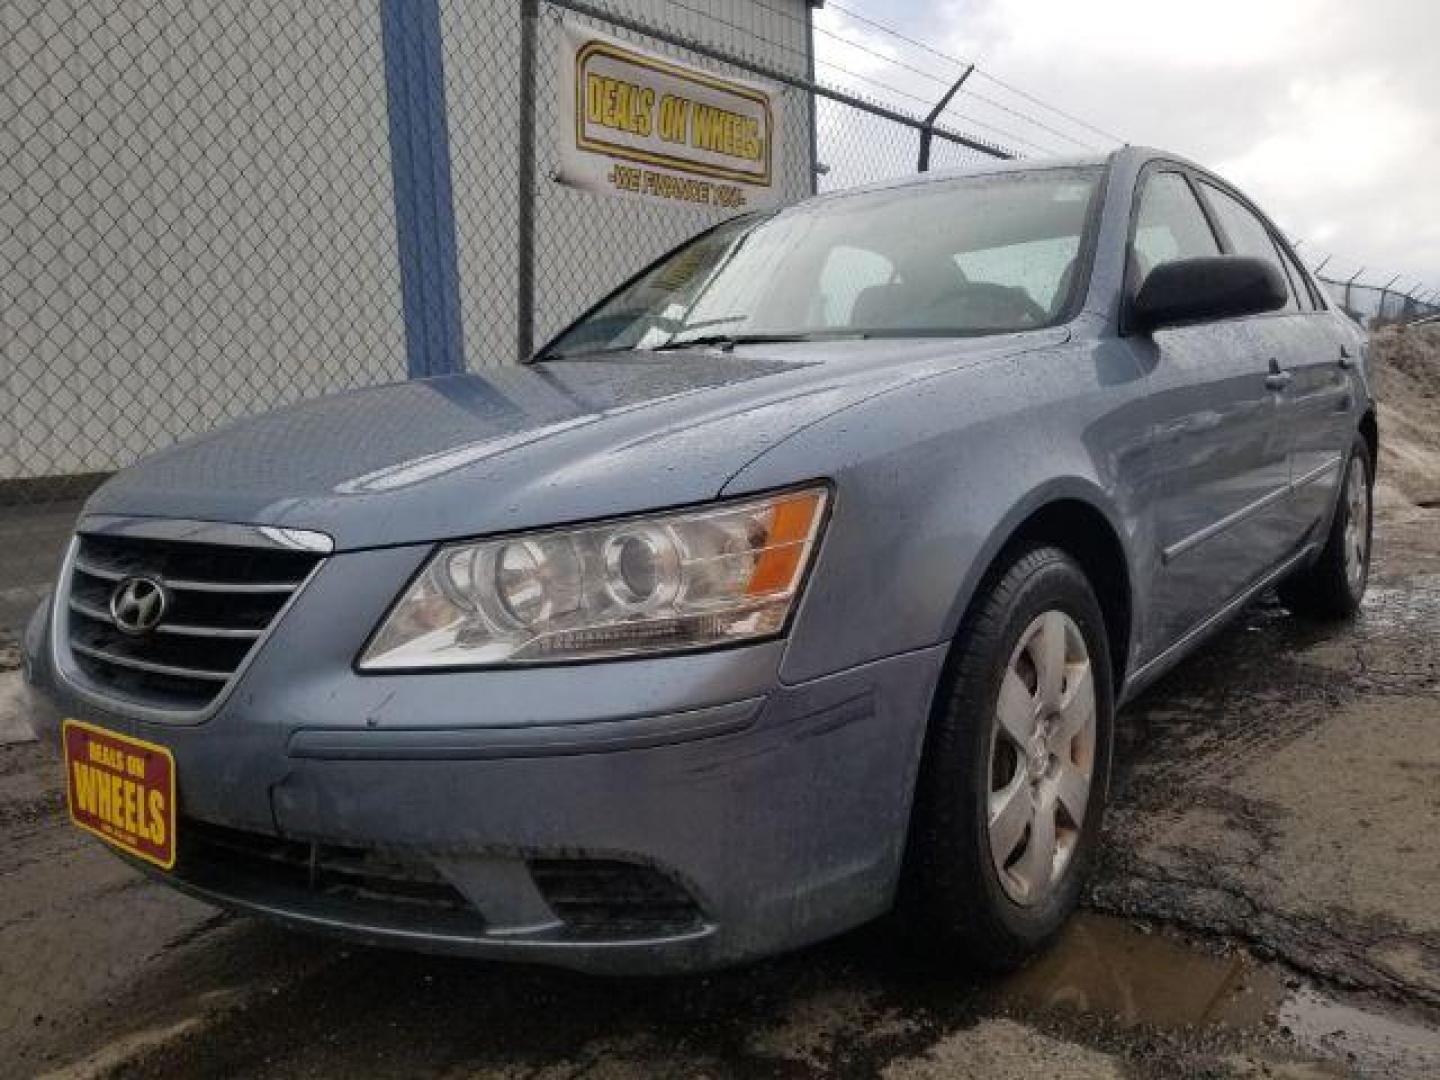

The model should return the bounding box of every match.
[88,332,1065,549]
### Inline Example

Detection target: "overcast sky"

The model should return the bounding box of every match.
[818,0,1440,293]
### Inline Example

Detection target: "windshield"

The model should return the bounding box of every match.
[542,166,1103,359]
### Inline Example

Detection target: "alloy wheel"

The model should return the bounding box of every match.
[1343,457,1371,594]
[986,610,1096,906]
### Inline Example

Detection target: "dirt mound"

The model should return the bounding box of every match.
[1369,323,1440,509]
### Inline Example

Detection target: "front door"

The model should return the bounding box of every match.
[1136,323,1292,655]
[1123,168,1293,663]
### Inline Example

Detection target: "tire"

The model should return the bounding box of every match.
[900,545,1115,972]
[1278,435,1373,620]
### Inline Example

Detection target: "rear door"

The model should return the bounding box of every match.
[1283,271,1359,534]
[1126,169,1293,660]
[1197,181,1355,545]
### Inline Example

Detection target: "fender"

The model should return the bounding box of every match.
[724,329,1155,687]
[938,475,1140,666]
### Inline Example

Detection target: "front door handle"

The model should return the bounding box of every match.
[1265,358,1293,391]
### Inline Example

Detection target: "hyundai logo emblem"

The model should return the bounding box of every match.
[109,576,168,635]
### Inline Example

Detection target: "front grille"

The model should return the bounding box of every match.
[177,818,487,932]
[63,532,320,711]
[530,859,706,940]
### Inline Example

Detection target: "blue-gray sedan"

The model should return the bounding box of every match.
[22,147,1375,973]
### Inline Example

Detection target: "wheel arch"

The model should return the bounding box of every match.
[1359,408,1378,479]
[942,480,1136,694]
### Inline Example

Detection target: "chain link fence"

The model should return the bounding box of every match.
[1,0,414,632]
[6,3,1440,1067]
[2,0,1433,639]
[526,1,814,351]
[1311,268,1440,327]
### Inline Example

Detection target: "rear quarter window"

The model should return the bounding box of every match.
[1199,182,1300,313]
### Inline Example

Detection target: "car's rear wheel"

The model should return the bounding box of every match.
[901,545,1114,971]
[1278,435,1373,619]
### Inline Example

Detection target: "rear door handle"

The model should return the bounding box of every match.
[1265,359,1293,391]
[1339,344,1356,368]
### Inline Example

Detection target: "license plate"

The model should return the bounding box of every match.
[63,719,177,870]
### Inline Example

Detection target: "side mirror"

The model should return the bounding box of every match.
[1132,255,1288,332]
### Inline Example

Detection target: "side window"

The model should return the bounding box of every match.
[1276,239,1321,311]
[1130,172,1220,291]
[1199,183,1299,312]
[816,245,894,328]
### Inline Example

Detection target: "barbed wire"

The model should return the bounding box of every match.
[824,0,1128,147]
[815,1,1434,309]
[667,0,1120,159]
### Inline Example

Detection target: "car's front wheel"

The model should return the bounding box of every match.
[901,545,1114,971]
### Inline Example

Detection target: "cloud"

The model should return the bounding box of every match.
[946,0,1326,70]
[857,0,1440,287]
[814,5,907,81]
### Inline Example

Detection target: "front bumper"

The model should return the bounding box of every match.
[24,578,945,973]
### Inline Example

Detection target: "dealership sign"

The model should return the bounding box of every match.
[558,23,781,209]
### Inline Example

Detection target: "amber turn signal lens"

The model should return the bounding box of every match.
[746,490,827,596]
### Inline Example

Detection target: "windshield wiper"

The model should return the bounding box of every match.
[534,330,869,361]
[648,331,867,352]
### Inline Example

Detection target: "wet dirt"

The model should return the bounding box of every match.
[2,510,1439,1078]
[1090,507,1440,1024]
[994,913,1440,1078]
[1371,324,1440,508]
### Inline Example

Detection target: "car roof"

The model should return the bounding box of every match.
[797,146,1205,208]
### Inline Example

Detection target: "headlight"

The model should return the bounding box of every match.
[359,486,829,669]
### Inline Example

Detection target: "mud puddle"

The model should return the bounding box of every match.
[992,913,1440,1076]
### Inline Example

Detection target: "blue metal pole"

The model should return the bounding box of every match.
[380,0,465,377]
